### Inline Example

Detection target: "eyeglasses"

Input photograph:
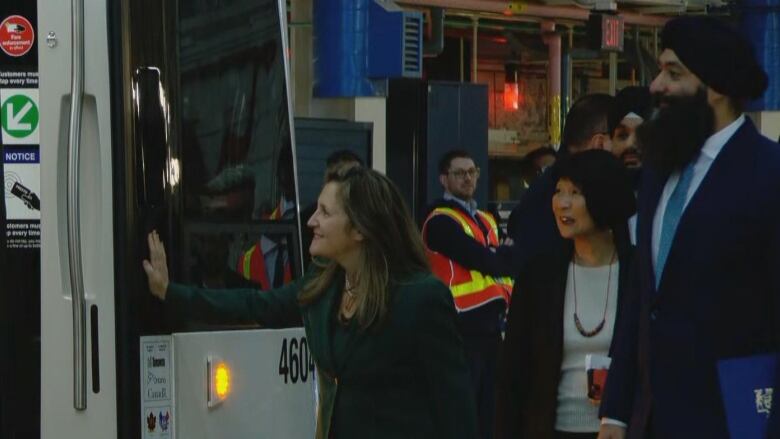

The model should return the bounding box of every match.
[449,167,480,179]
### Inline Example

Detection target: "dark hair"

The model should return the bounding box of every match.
[525,146,557,165]
[561,94,613,154]
[554,150,636,229]
[299,166,429,330]
[608,86,653,135]
[438,149,473,175]
[326,149,364,169]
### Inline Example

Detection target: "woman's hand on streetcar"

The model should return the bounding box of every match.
[143,230,170,300]
[597,424,626,439]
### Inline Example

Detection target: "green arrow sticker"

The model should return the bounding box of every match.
[2,94,39,139]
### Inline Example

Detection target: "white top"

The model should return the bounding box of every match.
[556,260,620,433]
[651,115,745,270]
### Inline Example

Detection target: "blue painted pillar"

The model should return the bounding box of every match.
[313,0,375,97]
[742,0,780,110]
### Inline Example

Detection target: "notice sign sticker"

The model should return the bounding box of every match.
[144,407,172,439]
[1,88,39,144]
[140,336,174,439]
[142,340,172,403]
[4,148,40,220]
[0,16,35,58]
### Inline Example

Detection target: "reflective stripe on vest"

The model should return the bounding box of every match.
[237,243,292,290]
[269,205,282,220]
[422,207,514,312]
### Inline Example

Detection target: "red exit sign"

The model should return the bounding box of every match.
[588,13,624,52]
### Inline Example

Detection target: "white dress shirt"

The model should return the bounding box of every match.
[443,191,479,217]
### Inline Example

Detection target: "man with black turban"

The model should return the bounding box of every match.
[608,86,652,172]
[608,86,652,244]
[598,15,780,439]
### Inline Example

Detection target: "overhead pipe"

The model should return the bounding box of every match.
[635,27,647,85]
[652,27,658,58]
[445,19,544,34]
[424,7,446,57]
[609,52,618,95]
[397,0,669,27]
[472,16,479,83]
[563,26,574,119]
[562,45,571,119]
[542,20,562,148]
[460,37,465,81]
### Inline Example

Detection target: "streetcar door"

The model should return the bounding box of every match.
[38,0,307,437]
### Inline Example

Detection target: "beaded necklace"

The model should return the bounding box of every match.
[572,250,616,338]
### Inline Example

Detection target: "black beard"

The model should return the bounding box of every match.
[625,166,642,192]
[637,88,715,175]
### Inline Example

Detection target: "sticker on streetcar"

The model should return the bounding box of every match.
[0,16,35,58]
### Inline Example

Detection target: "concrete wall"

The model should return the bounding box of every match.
[748,111,780,143]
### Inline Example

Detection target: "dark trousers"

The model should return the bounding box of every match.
[553,431,598,439]
[463,334,500,439]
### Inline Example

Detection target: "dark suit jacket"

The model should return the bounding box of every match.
[506,166,568,269]
[600,119,780,438]
[496,242,634,439]
[166,271,479,439]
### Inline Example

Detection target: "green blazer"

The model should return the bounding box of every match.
[166,271,478,438]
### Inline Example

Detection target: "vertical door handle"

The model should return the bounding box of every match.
[68,0,87,411]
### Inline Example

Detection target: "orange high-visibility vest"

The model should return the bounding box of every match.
[236,242,292,290]
[268,203,283,220]
[422,207,514,312]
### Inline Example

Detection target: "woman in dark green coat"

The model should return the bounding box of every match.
[143,166,478,438]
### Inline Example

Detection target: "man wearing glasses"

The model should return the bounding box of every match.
[422,149,516,439]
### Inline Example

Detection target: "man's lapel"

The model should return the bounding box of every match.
[651,118,756,295]
[638,168,666,294]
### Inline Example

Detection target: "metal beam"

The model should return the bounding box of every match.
[396,0,670,27]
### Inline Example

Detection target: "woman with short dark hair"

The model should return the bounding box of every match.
[144,166,479,439]
[496,150,636,439]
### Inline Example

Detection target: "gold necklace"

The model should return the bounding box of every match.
[572,251,615,338]
[339,276,358,324]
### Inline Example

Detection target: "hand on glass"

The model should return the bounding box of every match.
[597,424,626,439]
[143,230,170,300]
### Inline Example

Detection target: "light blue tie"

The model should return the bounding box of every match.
[655,162,695,288]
